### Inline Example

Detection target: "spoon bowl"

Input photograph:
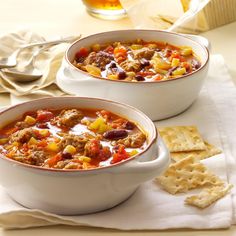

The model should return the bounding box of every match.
[0,35,81,69]
[1,67,43,82]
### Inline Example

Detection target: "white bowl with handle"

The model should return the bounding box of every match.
[0,97,170,215]
[57,30,209,121]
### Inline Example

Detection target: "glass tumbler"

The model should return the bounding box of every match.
[82,0,126,20]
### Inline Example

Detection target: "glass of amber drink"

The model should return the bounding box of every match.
[82,0,126,20]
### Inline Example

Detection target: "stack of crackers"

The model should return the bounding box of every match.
[156,126,233,209]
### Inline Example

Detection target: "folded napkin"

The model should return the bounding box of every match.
[0,55,235,230]
[0,29,67,98]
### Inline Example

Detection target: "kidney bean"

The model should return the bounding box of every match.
[191,59,201,70]
[118,71,127,80]
[167,66,178,76]
[103,129,128,140]
[140,58,150,67]
[135,75,145,81]
[37,123,49,129]
[123,121,135,130]
[110,62,117,68]
[61,152,72,159]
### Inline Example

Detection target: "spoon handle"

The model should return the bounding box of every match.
[19,34,82,50]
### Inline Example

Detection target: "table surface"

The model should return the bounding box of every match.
[0,0,236,234]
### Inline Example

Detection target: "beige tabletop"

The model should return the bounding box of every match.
[0,0,236,234]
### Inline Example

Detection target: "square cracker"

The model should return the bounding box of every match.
[156,155,224,194]
[185,184,233,208]
[171,141,222,162]
[158,126,206,152]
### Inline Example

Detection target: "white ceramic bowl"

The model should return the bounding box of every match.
[0,97,170,215]
[56,30,209,121]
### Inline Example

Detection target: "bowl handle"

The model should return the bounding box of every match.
[110,138,170,190]
[182,34,210,51]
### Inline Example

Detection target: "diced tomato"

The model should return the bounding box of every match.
[182,62,192,72]
[24,111,37,118]
[37,139,48,148]
[111,145,129,164]
[114,46,127,58]
[37,110,54,123]
[22,143,29,152]
[100,110,112,120]
[104,46,114,54]
[153,74,163,81]
[90,139,101,156]
[98,146,112,161]
[137,71,155,77]
[170,51,185,62]
[75,47,89,59]
[6,127,19,135]
[45,153,62,167]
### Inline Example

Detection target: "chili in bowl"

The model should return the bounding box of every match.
[73,39,201,82]
[0,97,169,215]
[57,30,209,120]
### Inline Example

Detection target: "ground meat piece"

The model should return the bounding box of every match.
[9,128,35,144]
[59,134,88,152]
[51,109,83,127]
[132,47,155,60]
[84,51,114,70]
[30,150,49,166]
[116,132,146,148]
[64,161,81,170]
[54,159,71,169]
[120,59,141,72]
[15,121,31,130]
[84,139,101,158]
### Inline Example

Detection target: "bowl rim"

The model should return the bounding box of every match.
[65,29,210,84]
[0,96,157,173]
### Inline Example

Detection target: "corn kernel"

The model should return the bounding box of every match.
[91,44,100,52]
[172,67,186,76]
[12,141,19,147]
[171,58,180,67]
[130,44,142,50]
[180,46,192,56]
[152,58,171,70]
[39,129,50,137]
[24,115,36,125]
[64,145,77,155]
[89,117,111,133]
[82,162,88,169]
[28,137,38,145]
[107,74,118,80]
[129,150,138,156]
[154,67,168,75]
[0,138,8,145]
[78,156,91,163]
[47,142,59,152]
[85,65,101,77]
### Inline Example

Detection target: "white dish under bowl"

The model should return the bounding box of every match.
[0,97,170,215]
[56,30,209,121]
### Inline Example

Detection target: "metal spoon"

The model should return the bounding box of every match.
[0,34,81,69]
[1,47,47,82]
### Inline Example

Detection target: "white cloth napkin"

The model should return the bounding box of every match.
[0,29,67,98]
[0,55,235,230]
